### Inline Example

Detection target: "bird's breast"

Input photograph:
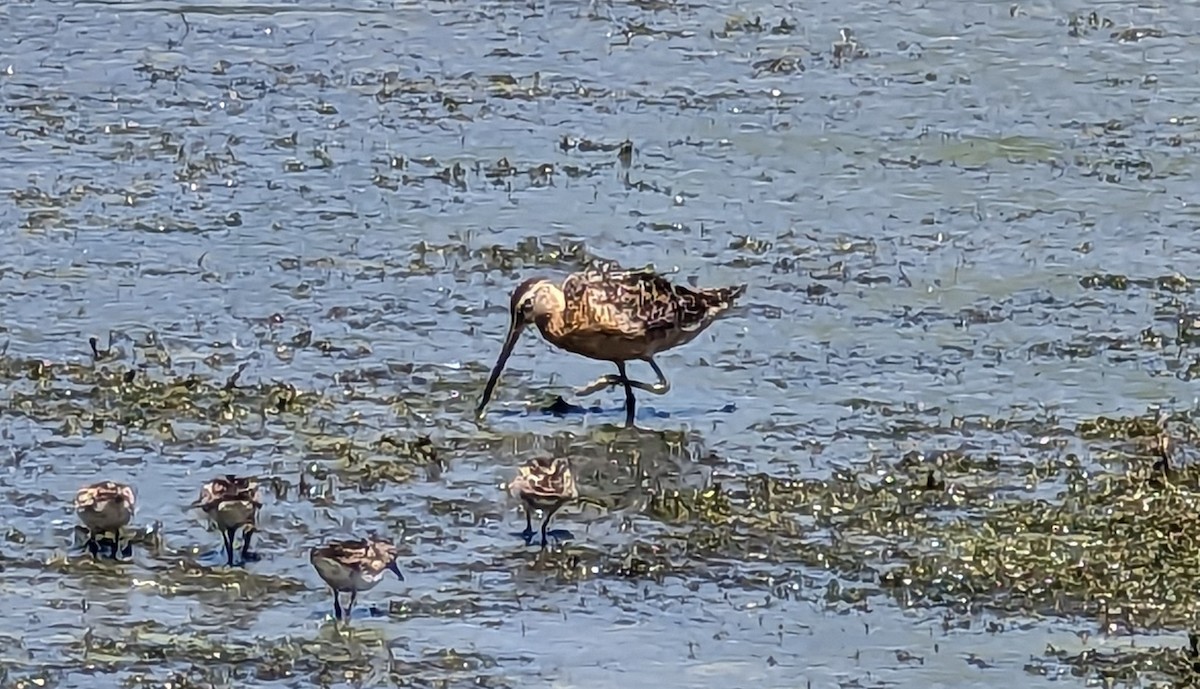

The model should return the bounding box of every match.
[313,557,356,590]
[352,568,387,591]
[78,501,133,532]
[208,500,258,530]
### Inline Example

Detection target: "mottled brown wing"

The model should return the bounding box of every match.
[563,269,742,337]
[323,538,372,560]
[83,481,127,505]
[227,476,264,507]
[522,458,565,497]
[516,458,578,501]
[199,475,261,510]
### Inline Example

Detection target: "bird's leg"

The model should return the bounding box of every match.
[641,357,670,394]
[110,533,120,559]
[346,591,358,620]
[522,503,535,543]
[332,589,343,620]
[574,373,625,397]
[574,359,670,396]
[539,500,564,548]
[85,532,98,557]
[223,528,235,566]
[617,361,637,427]
[240,525,255,561]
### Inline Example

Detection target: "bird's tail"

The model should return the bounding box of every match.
[703,283,747,310]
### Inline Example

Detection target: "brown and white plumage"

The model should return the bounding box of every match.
[508,456,578,546]
[193,474,262,566]
[74,480,136,557]
[75,480,136,533]
[310,537,404,621]
[476,267,745,427]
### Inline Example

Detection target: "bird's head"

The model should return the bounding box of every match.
[476,277,561,419]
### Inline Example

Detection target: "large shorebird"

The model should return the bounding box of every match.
[476,267,745,427]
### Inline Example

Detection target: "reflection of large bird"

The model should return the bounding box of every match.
[476,267,746,427]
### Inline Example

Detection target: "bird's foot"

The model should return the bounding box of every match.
[575,374,624,397]
[576,375,668,397]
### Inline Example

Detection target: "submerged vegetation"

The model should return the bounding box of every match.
[5,338,1200,685]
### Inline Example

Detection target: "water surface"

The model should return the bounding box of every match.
[2,0,1199,686]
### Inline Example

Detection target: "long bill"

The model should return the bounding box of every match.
[476,322,524,419]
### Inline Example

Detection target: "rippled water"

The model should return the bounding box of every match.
[3,0,1200,686]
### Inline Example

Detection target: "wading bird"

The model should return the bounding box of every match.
[74,480,136,558]
[509,456,578,547]
[193,475,262,566]
[476,267,745,427]
[310,537,405,622]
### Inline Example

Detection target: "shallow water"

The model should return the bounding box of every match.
[3,0,1200,686]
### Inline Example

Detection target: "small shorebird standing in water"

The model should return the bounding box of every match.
[476,267,746,427]
[74,480,136,558]
[509,456,578,547]
[310,537,405,622]
[193,475,262,566]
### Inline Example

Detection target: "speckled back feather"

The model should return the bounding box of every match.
[562,268,745,341]
[513,456,579,500]
[196,474,262,511]
[75,480,135,509]
[311,537,398,569]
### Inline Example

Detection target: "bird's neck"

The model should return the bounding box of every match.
[531,285,569,343]
[534,311,568,344]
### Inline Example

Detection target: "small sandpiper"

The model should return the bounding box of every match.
[74,480,136,558]
[309,537,405,621]
[193,474,262,566]
[509,456,578,547]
